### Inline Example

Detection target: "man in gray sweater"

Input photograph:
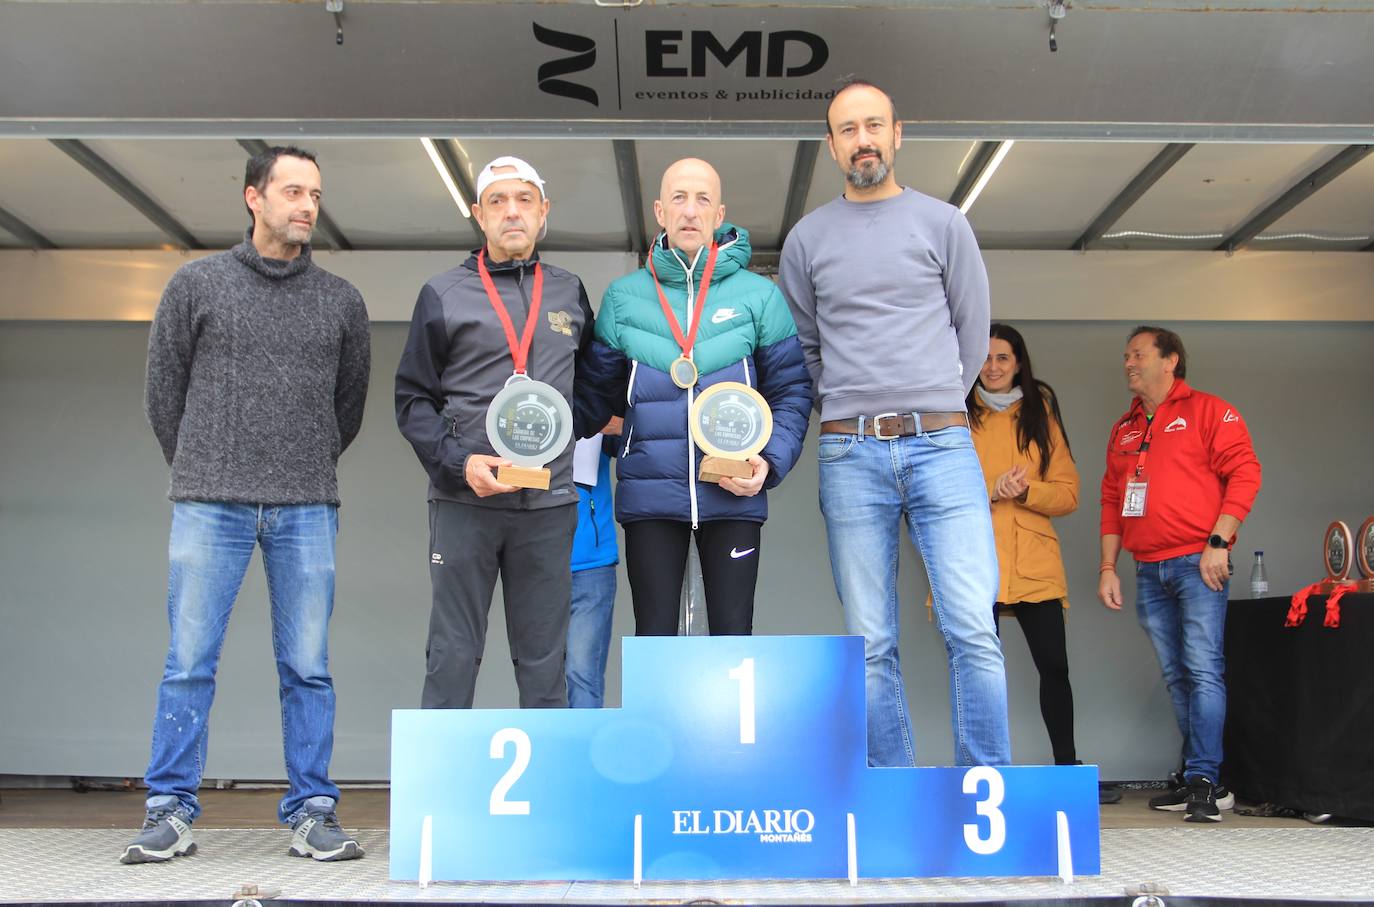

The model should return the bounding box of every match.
[124,147,370,864]
[778,81,1010,769]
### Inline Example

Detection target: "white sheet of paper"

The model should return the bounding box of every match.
[573,434,602,486]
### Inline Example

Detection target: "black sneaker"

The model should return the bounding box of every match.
[1185,776,1224,823]
[1098,783,1123,804]
[120,804,196,864]
[1148,772,1234,811]
[1148,771,1189,810]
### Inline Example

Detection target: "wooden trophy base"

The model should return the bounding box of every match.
[699,456,754,484]
[497,465,551,490]
[1357,577,1374,593]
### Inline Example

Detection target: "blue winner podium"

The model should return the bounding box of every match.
[390,635,1100,881]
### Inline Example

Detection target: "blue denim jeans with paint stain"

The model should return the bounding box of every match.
[143,501,341,824]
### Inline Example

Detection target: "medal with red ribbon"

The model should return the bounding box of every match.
[476,249,573,489]
[647,243,719,389]
[477,248,545,381]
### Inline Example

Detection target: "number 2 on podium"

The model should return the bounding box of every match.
[489,728,531,815]
[728,657,756,744]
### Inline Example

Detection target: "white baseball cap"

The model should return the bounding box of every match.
[475,156,549,241]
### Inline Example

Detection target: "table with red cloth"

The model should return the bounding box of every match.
[1223,592,1374,821]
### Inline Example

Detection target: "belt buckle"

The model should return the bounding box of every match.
[872,412,901,440]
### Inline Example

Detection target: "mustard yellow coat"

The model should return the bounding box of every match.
[970,398,1079,606]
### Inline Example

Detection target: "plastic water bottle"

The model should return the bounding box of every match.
[1250,551,1269,598]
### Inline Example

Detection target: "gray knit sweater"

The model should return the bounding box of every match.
[145,234,371,505]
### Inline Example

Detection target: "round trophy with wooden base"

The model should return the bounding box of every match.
[1319,520,1354,593]
[690,381,772,484]
[1356,517,1374,593]
[485,375,573,490]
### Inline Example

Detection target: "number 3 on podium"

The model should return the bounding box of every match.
[962,766,1006,855]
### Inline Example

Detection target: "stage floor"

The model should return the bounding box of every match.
[2,790,1371,904]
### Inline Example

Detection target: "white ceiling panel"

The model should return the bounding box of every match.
[966,142,1166,249]
[444,139,626,250]
[801,140,973,221]
[82,139,248,248]
[1256,151,1374,251]
[634,140,796,251]
[1103,143,1341,249]
[262,137,473,249]
[0,139,169,247]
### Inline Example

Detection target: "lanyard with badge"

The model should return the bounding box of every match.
[646,243,720,389]
[1121,412,1160,518]
[476,248,572,489]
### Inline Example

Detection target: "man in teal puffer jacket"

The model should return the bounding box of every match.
[578,158,812,637]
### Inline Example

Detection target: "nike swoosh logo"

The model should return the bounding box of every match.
[730,547,756,559]
[711,309,742,324]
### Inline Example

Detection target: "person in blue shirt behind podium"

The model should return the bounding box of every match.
[567,426,621,708]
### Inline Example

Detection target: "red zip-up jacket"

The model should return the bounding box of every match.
[1100,380,1261,562]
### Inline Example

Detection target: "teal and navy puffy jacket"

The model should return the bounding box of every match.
[580,224,813,525]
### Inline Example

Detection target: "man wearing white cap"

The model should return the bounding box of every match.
[395,156,599,708]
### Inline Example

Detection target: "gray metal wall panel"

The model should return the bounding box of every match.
[1,320,1369,781]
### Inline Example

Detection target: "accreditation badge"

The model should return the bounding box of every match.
[1122,480,1148,518]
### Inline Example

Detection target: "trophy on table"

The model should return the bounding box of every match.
[1356,517,1374,593]
[485,375,573,490]
[690,381,773,484]
[1319,520,1354,593]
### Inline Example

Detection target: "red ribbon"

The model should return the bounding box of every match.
[1286,581,1359,628]
[646,243,720,362]
[477,249,544,376]
[1285,583,1320,627]
[1324,583,1359,628]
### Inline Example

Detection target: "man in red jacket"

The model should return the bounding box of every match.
[1098,326,1261,824]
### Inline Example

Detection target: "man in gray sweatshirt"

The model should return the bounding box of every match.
[125,147,370,864]
[778,81,1010,769]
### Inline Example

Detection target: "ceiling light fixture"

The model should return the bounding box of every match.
[959,140,1014,214]
[420,137,471,218]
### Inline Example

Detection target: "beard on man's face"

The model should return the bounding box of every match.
[846,148,890,189]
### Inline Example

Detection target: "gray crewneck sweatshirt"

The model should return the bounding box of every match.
[144,233,371,505]
[778,187,990,421]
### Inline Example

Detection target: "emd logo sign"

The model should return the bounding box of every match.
[532,22,832,108]
[646,30,828,78]
[532,22,599,107]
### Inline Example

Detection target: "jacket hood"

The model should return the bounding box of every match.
[649,223,751,288]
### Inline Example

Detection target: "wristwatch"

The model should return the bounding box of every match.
[1207,534,1229,549]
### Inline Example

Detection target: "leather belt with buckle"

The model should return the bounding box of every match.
[819,412,969,439]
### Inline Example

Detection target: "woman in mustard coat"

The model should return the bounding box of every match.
[967,323,1119,803]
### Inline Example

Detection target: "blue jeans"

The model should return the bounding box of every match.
[818,423,1010,767]
[144,502,342,824]
[1134,552,1228,782]
[566,564,617,708]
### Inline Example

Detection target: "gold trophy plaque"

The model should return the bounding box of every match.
[1320,520,1354,593]
[690,381,773,485]
[1355,517,1374,593]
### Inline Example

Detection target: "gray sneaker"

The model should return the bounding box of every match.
[120,804,196,864]
[288,799,363,862]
